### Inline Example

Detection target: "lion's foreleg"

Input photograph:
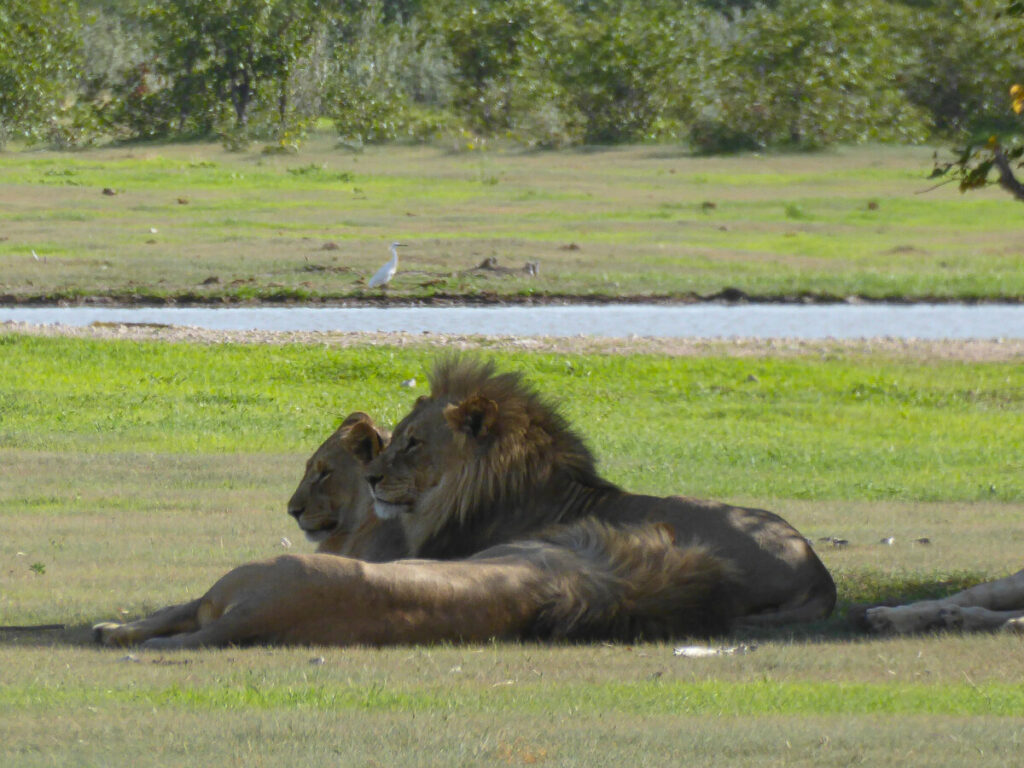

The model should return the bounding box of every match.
[92,561,284,649]
[867,603,1024,634]
[138,603,264,650]
[866,569,1024,635]
[957,606,1024,631]
[93,598,204,647]
[934,569,1024,610]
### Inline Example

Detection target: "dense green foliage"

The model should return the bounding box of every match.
[0,1,84,147]
[930,0,1024,205]
[2,0,1022,151]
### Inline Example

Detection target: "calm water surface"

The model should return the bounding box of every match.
[2,304,1022,339]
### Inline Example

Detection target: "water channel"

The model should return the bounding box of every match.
[2,303,1023,339]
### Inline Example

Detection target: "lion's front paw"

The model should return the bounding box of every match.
[1003,616,1024,634]
[863,607,893,634]
[92,621,133,647]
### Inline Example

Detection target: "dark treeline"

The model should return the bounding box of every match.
[1,0,1021,152]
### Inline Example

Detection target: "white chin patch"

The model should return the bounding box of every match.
[373,500,408,520]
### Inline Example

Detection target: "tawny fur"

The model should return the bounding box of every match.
[93,520,737,648]
[865,569,1024,635]
[286,412,406,561]
[520,521,738,640]
[365,355,836,624]
[95,407,737,648]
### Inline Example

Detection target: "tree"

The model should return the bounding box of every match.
[146,0,325,138]
[0,0,83,148]
[931,2,1024,203]
[934,93,1024,203]
[900,0,1024,136]
[430,0,566,134]
[688,0,928,152]
[556,3,687,143]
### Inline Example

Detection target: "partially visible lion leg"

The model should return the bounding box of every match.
[956,606,1024,631]
[95,557,332,649]
[867,603,1024,634]
[866,569,1024,635]
[139,603,271,650]
[736,587,837,628]
[93,598,203,647]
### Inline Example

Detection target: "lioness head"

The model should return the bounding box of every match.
[288,412,387,544]
[364,357,607,552]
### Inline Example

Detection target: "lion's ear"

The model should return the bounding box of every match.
[339,411,373,428]
[341,420,386,463]
[444,395,499,438]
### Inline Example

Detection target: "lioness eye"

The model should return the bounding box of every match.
[315,469,333,483]
[405,436,421,452]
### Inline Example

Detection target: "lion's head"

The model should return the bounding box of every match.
[364,357,616,556]
[288,412,387,546]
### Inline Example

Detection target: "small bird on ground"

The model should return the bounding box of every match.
[368,241,406,288]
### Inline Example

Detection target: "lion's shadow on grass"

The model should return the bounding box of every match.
[0,623,96,648]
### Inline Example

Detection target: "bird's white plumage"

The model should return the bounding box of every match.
[368,242,405,288]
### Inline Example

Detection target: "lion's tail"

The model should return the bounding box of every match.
[527,519,739,641]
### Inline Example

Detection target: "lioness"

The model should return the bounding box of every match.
[364,356,836,625]
[95,412,738,648]
[286,411,405,560]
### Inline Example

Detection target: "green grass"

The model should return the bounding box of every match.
[4,640,1024,766]
[2,335,1020,500]
[2,334,1024,765]
[8,678,1024,717]
[1,139,1022,302]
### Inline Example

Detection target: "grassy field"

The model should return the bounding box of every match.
[2,332,1023,766]
[1,137,1023,303]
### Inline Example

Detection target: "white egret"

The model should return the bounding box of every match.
[368,241,406,288]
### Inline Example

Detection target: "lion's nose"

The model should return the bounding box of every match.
[288,505,303,520]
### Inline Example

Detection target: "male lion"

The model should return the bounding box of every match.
[364,356,836,625]
[95,412,738,648]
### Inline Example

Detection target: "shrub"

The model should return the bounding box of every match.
[900,0,1024,136]
[688,0,929,152]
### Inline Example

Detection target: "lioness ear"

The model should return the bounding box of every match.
[341,420,386,463]
[444,395,498,438]
[340,411,373,428]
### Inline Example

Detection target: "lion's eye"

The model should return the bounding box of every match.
[315,469,333,484]
[404,436,422,453]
